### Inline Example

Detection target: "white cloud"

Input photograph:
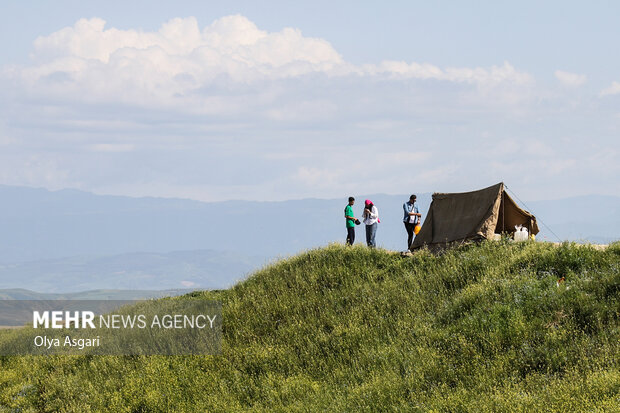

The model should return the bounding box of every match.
[366,60,532,86]
[293,166,343,188]
[22,16,344,101]
[600,81,620,96]
[488,139,554,158]
[4,15,615,202]
[10,15,533,112]
[31,16,342,68]
[376,151,431,166]
[554,70,586,86]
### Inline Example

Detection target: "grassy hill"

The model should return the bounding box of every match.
[0,241,618,412]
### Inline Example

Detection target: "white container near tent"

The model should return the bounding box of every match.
[514,225,529,242]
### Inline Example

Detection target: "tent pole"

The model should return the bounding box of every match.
[502,190,505,234]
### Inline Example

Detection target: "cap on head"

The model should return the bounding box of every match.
[365,199,372,206]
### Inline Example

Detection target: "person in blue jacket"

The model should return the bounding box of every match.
[403,194,421,248]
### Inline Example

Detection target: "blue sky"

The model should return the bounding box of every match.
[0,1,618,201]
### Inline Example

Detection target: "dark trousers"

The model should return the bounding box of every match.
[346,227,355,245]
[404,222,415,249]
[365,223,377,247]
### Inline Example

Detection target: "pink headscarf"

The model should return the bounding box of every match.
[365,199,379,222]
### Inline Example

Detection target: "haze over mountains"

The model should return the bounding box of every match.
[0,250,263,293]
[0,184,618,293]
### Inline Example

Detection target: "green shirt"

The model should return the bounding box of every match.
[345,204,355,228]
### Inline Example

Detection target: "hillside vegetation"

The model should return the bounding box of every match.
[0,241,619,412]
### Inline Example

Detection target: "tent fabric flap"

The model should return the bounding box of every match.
[495,191,540,235]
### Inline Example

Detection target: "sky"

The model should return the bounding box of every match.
[0,1,618,202]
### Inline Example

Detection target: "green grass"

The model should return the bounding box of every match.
[0,241,619,412]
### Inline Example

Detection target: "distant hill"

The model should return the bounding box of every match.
[0,250,264,292]
[0,288,192,300]
[0,184,437,262]
[0,242,618,411]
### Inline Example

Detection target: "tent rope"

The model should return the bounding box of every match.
[505,185,562,242]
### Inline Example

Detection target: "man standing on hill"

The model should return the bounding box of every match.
[344,197,358,245]
[403,194,421,248]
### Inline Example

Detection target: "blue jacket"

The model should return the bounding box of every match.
[403,201,419,224]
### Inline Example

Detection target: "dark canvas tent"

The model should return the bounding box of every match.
[410,182,539,250]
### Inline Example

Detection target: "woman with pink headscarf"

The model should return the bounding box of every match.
[362,199,379,247]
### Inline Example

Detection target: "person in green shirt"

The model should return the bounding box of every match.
[344,196,358,245]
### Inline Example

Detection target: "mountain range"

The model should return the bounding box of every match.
[0,184,617,292]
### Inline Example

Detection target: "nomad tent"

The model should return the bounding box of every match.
[410,182,539,250]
